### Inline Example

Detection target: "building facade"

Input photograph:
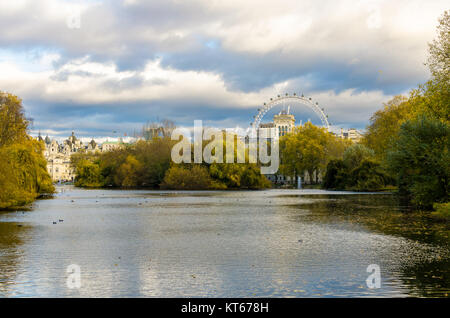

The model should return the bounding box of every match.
[38,131,115,182]
[273,106,295,137]
[338,128,363,143]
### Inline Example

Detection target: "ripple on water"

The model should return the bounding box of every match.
[0,186,448,297]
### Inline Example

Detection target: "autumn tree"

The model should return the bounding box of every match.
[161,165,218,190]
[427,11,449,84]
[362,95,411,161]
[0,92,54,209]
[0,92,29,147]
[280,122,349,183]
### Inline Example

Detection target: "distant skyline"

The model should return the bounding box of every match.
[0,0,448,138]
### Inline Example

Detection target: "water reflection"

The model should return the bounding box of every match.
[0,221,30,296]
[0,187,448,297]
[275,193,450,297]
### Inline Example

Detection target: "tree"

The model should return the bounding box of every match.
[362,95,411,161]
[349,159,389,191]
[322,159,348,189]
[343,144,375,170]
[0,92,54,209]
[322,157,389,191]
[115,155,142,187]
[427,11,449,84]
[134,138,174,187]
[386,116,449,209]
[161,165,218,190]
[0,92,29,147]
[74,159,104,188]
[209,163,270,189]
[280,122,349,183]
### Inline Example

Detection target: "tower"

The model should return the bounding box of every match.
[273,106,295,137]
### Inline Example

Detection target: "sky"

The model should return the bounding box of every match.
[0,0,448,139]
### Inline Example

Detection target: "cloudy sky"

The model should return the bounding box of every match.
[0,0,447,138]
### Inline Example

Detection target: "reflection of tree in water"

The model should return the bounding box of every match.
[400,258,450,297]
[283,194,449,245]
[0,221,29,296]
[278,194,450,297]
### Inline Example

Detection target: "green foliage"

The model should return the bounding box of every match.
[161,165,220,190]
[322,159,348,190]
[209,163,271,189]
[349,160,390,191]
[73,137,175,188]
[73,134,271,190]
[74,159,104,188]
[360,12,449,208]
[427,11,449,85]
[432,202,450,219]
[343,144,375,170]
[322,158,389,191]
[0,92,54,209]
[386,116,449,209]
[0,92,29,147]
[280,122,350,183]
[115,155,143,187]
[133,139,173,187]
[362,95,411,161]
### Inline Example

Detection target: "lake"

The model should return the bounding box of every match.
[0,186,449,297]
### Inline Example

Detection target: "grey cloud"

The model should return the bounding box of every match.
[0,0,433,93]
[1,0,447,137]
[50,70,100,81]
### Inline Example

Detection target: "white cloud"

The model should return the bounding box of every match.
[0,0,447,136]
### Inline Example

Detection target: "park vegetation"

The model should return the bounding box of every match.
[0,92,54,209]
[72,128,271,190]
[74,11,448,212]
[322,11,449,212]
[279,122,352,185]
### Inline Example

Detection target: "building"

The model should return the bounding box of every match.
[38,131,116,182]
[40,132,87,182]
[338,128,363,143]
[258,107,297,184]
[273,106,295,137]
[258,106,296,139]
[101,139,126,152]
[46,156,75,182]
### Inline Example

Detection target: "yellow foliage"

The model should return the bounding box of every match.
[0,92,54,209]
[161,164,220,190]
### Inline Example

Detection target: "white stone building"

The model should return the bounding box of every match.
[273,106,295,137]
[39,131,101,182]
[338,128,363,143]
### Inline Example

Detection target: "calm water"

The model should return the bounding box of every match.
[0,186,449,297]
